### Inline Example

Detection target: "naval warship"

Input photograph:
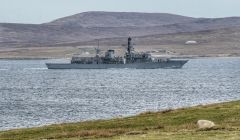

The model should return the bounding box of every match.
[46,37,188,69]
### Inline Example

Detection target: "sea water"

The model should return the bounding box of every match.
[0,58,240,130]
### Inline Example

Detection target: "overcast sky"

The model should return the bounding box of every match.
[1,0,240,24]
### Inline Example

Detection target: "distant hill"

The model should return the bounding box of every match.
[1,11,240,48]
[46,11,195,27]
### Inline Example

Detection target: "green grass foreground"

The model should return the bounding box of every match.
[0,101,240,140]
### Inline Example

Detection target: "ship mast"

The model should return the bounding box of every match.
[95,39,101,64]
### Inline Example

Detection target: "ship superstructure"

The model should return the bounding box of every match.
[46,37,188,69]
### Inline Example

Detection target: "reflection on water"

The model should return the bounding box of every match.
[0,58,240,130]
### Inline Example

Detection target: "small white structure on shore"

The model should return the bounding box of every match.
[185,40,198,45]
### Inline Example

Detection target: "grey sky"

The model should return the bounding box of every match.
[1,0,240,24]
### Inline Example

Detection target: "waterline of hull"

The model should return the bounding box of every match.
[46,60,188,69]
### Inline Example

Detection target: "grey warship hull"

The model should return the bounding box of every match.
[46,38,189,69]
[46,60,188,69]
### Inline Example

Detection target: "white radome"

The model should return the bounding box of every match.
[185,41,198,45]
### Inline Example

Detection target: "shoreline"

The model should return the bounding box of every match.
[0,57,51,60]
[0,100,237,132]
[1,100,239,140]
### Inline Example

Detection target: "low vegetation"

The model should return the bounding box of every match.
[0,101,239,140]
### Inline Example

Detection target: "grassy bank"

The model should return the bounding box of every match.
[0,101,240,140]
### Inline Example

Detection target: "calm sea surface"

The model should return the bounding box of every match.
[0,58,240,130]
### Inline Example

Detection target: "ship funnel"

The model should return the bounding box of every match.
[127,37,134,54]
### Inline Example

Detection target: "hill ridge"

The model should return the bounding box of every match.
[1,11,240,48]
